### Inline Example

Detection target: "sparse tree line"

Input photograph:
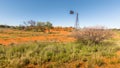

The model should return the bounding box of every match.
[18,20,53,33]
[0,24,14,28]
[0,20,75,32]
[0,20,53,32]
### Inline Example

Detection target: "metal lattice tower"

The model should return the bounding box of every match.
[75,13,79,29]
[70,10,79,30]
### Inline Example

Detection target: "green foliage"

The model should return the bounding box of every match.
[0,42,119,67]
[0,24,16,29]
[45,21,53,33]
[0,25,10,28]
[17,20,53,32]
[37,22,45,27]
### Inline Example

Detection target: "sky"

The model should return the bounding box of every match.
[0,0,120,28]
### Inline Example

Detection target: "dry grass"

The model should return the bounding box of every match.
[72,26,113,45]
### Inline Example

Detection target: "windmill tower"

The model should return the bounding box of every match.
[70,10,79,30]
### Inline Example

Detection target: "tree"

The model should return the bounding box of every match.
[23,20,36,27]
[18,24,25,30]
[23,20,36,31]
[28,20,36,27]
[37,22,45,27]
[45,22,53,33]
[37,22,46,32]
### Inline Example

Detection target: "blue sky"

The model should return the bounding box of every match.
[0,0,120,28]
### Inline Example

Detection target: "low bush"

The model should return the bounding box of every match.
[72,26,113,45]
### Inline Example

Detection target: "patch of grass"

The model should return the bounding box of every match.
[95,59,105,67]
[0,42,119,67]
[110,61,116,64]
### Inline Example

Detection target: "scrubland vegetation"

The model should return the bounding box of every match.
[0,23,120,68]
[0,20,53,33]
[72,27,113,45]
[0,41,120,68]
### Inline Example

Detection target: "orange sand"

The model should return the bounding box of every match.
[0,28,75,45]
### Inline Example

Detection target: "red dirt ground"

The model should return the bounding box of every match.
[0,28,75,45]
[1,28,120,68]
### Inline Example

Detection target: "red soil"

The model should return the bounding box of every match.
[0,29,75,45]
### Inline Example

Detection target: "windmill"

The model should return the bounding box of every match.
[70,10,79,30]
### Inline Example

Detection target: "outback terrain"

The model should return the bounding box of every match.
[0,27,74,45]
[0,26,120,68]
